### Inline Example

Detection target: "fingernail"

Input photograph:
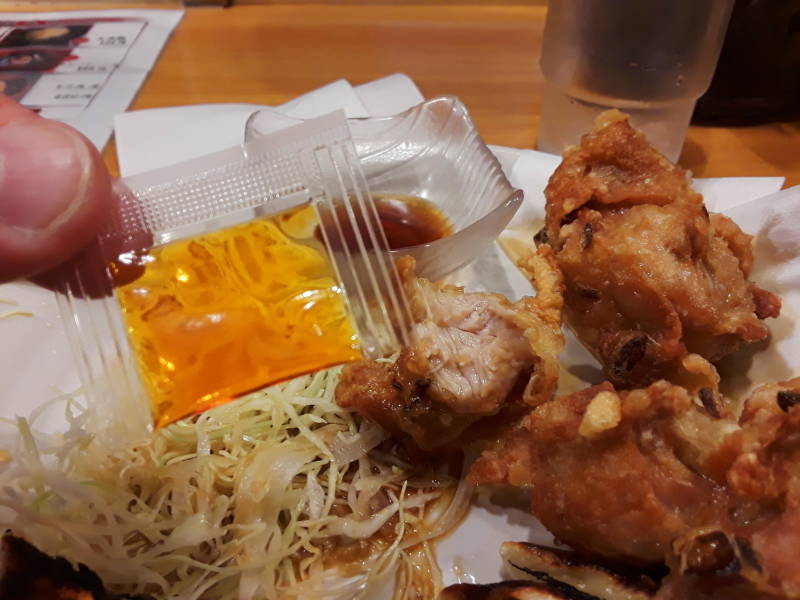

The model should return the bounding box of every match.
[0,117,90,232]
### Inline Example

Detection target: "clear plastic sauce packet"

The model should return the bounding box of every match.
[59,112,411,429]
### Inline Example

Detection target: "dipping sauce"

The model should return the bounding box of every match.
[373,194,453,249]
[315,194,453,252]
[111,204,361,428]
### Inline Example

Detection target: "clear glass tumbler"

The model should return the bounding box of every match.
[537,0,734,161]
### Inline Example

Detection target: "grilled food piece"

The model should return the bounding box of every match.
[441,580,602,600]
[0,533,152,600]
[501,542,660,600]
[444,539,783,600]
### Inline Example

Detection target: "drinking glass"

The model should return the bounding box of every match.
[537,0,734,161]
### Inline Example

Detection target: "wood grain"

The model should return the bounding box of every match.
[13,4,800,186]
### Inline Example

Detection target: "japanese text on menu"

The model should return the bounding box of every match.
[0,19,146,120]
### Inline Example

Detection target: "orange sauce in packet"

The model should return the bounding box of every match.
[110,204,362,428]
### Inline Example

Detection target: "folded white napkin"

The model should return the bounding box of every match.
[114,74,424,176]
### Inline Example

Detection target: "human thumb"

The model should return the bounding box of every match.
[0,96,113,282]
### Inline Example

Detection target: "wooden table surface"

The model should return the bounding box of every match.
[26,3,800,186]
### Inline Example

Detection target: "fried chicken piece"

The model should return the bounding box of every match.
[471,375,800,597]
[538,110,780,388]
[336,251,564,450]
[713,378,800,598]
[469,358,735,565]
[669,368,800,599]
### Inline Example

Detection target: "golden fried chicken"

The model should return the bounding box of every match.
[335,251,564,450]
[538,110,780,388]
[715,378,800,598]
[469,365,732,565]
[470,375,800,598]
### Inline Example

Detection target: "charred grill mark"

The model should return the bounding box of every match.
[612,335,648,376]
[777,390,800,413]
[699,387,721,419]
[443,580,587,600]
[505,543,664,592]
[582,222,593,249]
[507,562,603,600]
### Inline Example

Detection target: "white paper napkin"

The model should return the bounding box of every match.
[114,73,423,176]
[716,186,800,397]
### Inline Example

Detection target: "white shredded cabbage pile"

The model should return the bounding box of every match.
[0,368,472,600]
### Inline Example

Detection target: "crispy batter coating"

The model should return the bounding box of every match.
[335,252,564,450]
[470,374,800,597]
[539,110,780,387]
[717,378,800,598]
[470,365,731,565]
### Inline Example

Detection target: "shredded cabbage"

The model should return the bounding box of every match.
[0,367,472,599]
[0,310,33,319]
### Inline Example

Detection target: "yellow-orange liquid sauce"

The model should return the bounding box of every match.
[111,204,361,428]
